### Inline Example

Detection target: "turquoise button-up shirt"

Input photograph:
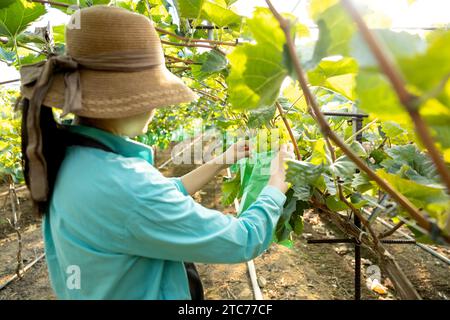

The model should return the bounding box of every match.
[43,125,286,300]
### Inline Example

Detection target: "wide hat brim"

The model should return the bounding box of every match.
[21,64,198,119]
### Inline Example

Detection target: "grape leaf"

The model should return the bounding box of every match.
[352,30,449,127]
[326,196,348,211]
[351,30,426,69]
[52,24,65,44]
[201,1,241,29]
[192,49,228,80]
[287,159,326,201]
[370,149,387,165]
[309,2,355,67]
[376,169,448,210]
[355,70,407,123]
[227,8,287,110]
[309,0,339,21]
[420,99,450,152]
[174,0,205,19]
[0,0,46,38]
[381,144,439,184]
[201,49,228,73]
[174,0,241,28]
[247,104,276,128]
[292,184,313,201]
[307,57,357,100]
[19,52,46,65]
[286,160,325,186]
[381,121,406,139]
[275,191,308,245]
[50,0,110,13]
[400,31,450,107]
[0,0,15,9]
[224,0,238,6]
[328,155,357,179]
[349,141,368,158]
[352,172,373,193]
[221,171,240,206]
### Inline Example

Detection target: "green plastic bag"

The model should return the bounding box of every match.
[227,150,309,248]
[237,151,276,213]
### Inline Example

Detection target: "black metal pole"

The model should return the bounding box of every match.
[305,111,372,300]
[323,112,368,118]
[353,115,363,300]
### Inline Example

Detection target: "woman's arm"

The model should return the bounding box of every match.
[180,140,250,194]
[122,144,294,264]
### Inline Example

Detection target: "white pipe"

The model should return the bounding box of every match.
[247,260,264,300]
[228,169,264,300]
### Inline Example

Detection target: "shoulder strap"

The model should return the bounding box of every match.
[65,131,115,154]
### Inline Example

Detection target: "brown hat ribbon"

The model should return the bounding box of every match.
[20,52,165,203]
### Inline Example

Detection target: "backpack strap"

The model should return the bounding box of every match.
[65,132,114,153]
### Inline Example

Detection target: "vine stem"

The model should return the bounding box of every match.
[155,27,237,47]
[29,0,70,7]
[275,101,301,160]
[17,43,47,55]
[160,40,225,53]
[344,118,378,144]
[0,79,20,86]
[30,1,236,47]
[324,136,380,247]
[164,55,200,65]
[29,0,229,54]
[379,221,405,239]
[13,38,21,67]
[191,88,226,104]
[341,0,450,193]
[265,0,450,244]
[6,178,23,279]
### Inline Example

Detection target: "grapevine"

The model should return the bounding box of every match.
[0,0,449,299]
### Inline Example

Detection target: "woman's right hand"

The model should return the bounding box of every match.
[268,144,295,193]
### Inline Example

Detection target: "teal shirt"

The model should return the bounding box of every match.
[43,125,286,300]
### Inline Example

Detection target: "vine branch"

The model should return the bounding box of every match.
[0,79,20,86]
[160,40,225,54]
[379,221,405,239]
[29,0,70,7]
[341,0,450,193]
[265,0,450,244]
[275,101,301,160]
[155,27,237,47]
[191,88,226,104]
[164,55,200,65]
[324,136,380,247]
[28,1,234,51]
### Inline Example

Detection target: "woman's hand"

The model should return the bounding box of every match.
[268,144,295,193]
[217,140,251,166]
[182,140,251,194]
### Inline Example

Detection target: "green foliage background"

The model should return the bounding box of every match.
[0,0,449,244]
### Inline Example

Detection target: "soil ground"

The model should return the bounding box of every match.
[0,143,449,300]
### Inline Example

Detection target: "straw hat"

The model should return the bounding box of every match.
[20,5,197,119]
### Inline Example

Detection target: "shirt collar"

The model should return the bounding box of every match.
[65,124,154,165]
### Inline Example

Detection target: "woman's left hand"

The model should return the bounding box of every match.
[219,140,251,166]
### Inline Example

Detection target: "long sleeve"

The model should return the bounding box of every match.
[124,164,286,264]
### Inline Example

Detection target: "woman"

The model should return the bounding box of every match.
[19,6,294,300]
